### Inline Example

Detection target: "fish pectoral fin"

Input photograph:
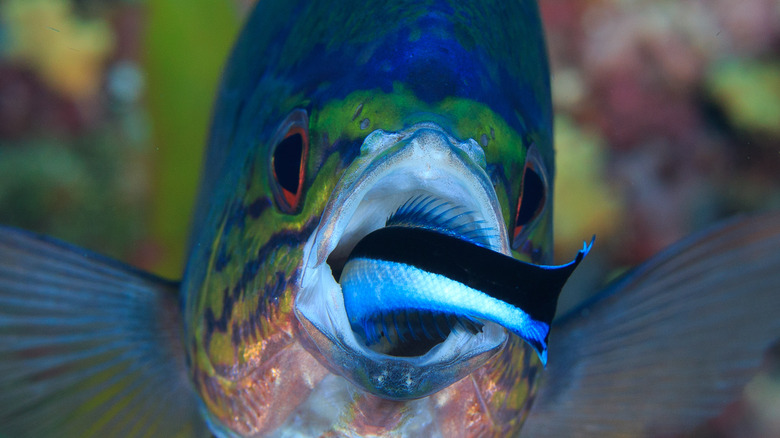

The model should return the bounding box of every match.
[522,212,780,437]
[0,226,208,438]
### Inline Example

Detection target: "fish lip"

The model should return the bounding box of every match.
[295,123,510,399]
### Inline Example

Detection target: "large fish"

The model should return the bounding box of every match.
[1,1,779,437]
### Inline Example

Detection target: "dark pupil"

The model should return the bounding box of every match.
[516,167,544,225]
[273,133,303,194]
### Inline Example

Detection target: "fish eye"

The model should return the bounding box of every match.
[512,144,548,248]
[270,109,309,214]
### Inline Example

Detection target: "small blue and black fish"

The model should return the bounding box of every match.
[1,1,780,437]
[340,196,591,365]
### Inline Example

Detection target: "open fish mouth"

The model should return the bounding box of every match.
[338,194,500,358]
[295,123,512,400]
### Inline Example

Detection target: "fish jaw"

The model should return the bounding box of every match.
[295,123,511,400]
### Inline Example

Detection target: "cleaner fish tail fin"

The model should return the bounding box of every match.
[0,226,208,438]
[522,212,780,437]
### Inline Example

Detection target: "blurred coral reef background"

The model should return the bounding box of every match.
[539,2,780,436]
[545,0,780,309]
[0,0,240,276]
[0,0,778,436]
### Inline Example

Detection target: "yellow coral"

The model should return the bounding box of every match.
[2,0,114,98]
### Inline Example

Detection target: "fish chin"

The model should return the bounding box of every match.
[295,123,511,400]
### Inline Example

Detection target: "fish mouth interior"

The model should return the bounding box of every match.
[295,124,510,399]
[323,177,505,360]
[326,188,492,357]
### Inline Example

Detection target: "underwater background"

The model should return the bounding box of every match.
[1,0,778,436]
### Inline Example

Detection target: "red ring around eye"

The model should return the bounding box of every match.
[270,110,309,214]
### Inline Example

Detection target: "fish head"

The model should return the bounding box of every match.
[297,121,527,400]
[183,1,555,436]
